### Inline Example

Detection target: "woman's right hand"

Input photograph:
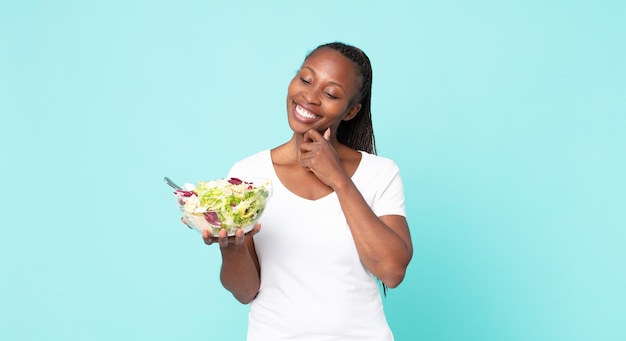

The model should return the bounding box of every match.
[201,223,261,248]
[179,217,261,247]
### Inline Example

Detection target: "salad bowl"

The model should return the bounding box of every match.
[170,177,272,237]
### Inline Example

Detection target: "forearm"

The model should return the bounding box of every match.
[219,244,260,304]
[334,180,412,288]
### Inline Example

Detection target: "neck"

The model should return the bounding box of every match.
[277,133,334,162]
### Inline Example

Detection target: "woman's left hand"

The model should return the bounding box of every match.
[299,128,348,189]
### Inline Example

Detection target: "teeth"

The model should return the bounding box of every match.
[296,105,320,119]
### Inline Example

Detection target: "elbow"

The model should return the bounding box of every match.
[378,263,408,289]
[235,296,254,305]
[233,291,258,305]
[221,277,259,304]
[377,254,412,289]
[381,269,406,289]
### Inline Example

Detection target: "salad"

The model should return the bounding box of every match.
[174,177,271,236]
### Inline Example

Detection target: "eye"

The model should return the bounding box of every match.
[325,92,338,99]
[300,77,311,85]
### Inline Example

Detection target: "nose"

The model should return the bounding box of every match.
[303,87,322,105]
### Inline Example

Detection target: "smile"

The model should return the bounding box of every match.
[295,104,321,120]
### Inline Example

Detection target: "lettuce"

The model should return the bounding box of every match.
[175,177,271,236]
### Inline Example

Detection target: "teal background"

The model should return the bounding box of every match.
[1,1,624,340]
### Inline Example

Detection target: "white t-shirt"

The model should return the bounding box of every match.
[228,149,406,341]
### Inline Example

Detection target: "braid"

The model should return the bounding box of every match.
[307,42,376,155]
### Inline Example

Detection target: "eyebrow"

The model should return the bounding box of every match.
[303,66,345,91]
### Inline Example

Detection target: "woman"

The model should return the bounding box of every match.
[200,42,412,340]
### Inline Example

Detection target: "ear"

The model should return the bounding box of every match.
[343,103,362,121]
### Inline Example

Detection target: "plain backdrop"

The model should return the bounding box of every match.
[1,1,624,340]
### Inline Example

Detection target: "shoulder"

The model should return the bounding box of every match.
[228,150,272,177]
[234,150,270,165]
[359,151,401,174]
[354,151,406,216]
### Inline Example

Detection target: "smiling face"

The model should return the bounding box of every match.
[286,47,363,137]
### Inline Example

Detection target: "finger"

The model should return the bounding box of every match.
[323,127,331,141]
[202,229,215,245]
[299,141,313,154]
[304,128,324,142]
[234,229,245,246]
[246,223,262,237]
[180,217,192,229]
[299,133,321,157]
[218,229,229,248]
[303,129,313,142]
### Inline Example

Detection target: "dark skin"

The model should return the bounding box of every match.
[189,48,413,304]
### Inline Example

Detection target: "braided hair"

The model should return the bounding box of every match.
[306,42,376,155]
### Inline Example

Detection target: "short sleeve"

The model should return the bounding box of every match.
[371,161,406,218]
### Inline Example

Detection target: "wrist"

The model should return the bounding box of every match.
[220,242,249,256]
[332,175,355,194]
